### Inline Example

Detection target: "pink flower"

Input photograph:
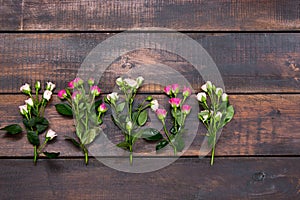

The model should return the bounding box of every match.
[72,91,81,102]
[182,104,191,115]
[156,108,167,120]
[68,80,74,89]
[88,78,95,86]
[69,78,83,89]
[98,103,108,113]
[183,86,192,97]
[164,85,172,95]
[169,98,181,108]
[58,89,67,99]
[171,84,179,94]
[90,85,101,96]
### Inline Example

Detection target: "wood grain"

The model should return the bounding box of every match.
[0,33,300,94]
[0,94,299,157]
[1,0,300,31]
[0,158,299,199]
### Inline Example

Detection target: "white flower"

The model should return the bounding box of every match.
[150,100,159,111]
[126,121,133,131]
[124,78,138,88]
[46,82,56,91]
[215,112,222,121]
[197,92,206,102]
[199,110,209,122]
[20,83,31,94]
[46,129,57,140]
[43,90,52,101]
[107,92,119,102]
[136,76,144,87]
[222,93,228,101]
[116,77,123,86]
[19,105,28,115]
[216,87,223,97]
[25,98,34,107]
[201,81,212,92]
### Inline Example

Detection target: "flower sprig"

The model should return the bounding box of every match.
[0,81,59,164]
[153,84,192,155]
[106,76,162,164]
[56,78,107,165]
[197,81,234,165]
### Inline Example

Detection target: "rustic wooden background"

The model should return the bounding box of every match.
[1,0,300,199]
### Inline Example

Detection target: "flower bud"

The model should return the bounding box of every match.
[71,91,82,102]
[146,96,153,101]
[35,81,41,91]
[90,86,101,96]
[198,110,209,122]
[222,93,228,102]
[25,98,34,107]
[163,85,172,95]
[19,105,28,115]
[150,100,159,111]
[43,90,52,101]
[20,83,31,95]
[183,86,192,97]
[98,103,108,113]
[171,84,179,95]
[46,82,56,92]
[126,121,133,131]
[182,104,191,115]
[46,129,57,140]
[215,111,222,121]
[169,98,181,108]
[196,92,206,102]
[107,92,119,102]
[136,76,144,87]
[156,108,167,120]
[116,77,123,86]
[201,81,212,92]
[58,89,67,99]
[88,78,95,86]
[216,87,223,97]
[124,78,138,89]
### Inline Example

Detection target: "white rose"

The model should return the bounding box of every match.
[222,93,228,102]
[43,90,52,101]
[19,105,28,115]
[136,76,144,87]
[107,92,119,102]
[46,82,56,91]
[46,129,57,140]
[197,92,206,102]
[150,100,159,111]
[25,98,34,107]
[199,110,209,122]
[124,78,138,88]
[116,77,123,86]
[20,83,31,93]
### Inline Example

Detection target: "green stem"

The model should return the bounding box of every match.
[34,145,38,164]
[82,145,88,165]
[162,121,177,155]
[211,145,215,166]
[37,138,49,154]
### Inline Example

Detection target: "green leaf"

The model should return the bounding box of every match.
[43,152,60,158]
[140,128,163,141]
[35,117,49,134]
[0,124,22,135]
[116,141,130,150]
[132,112,139,122]
[27,131,40,146]
[65,136,81,148]
[23,118,36,129]
[137,110,148,126]
[156,139,169,151]
[116,102,125,113]
[55,103,73,116]
[81,127,100,145]
[172,134,185,152]
[224,105,234,124]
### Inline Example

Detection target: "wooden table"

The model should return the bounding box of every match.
[1,1,300,199]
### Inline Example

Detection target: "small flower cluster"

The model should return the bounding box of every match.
[106,76,157,164]
[154,84,192,154]
[57,77,107,164]
[197,81,234,165]
[1,81,59,164]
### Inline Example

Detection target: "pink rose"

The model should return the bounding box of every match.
[98,103,108,113]
[156,108,167,120]
[58,89,67,99]
[169,98,181,108]
[171,84,179,94]
[182,104,191,115]
[164,85,172,95]
[90,85,101,96]
[183,86,191,97]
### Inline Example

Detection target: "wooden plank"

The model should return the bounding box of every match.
[1,0,300,31]
[0,158,299,199]
[0,0,22,30]
[0,94,300,157]
[0,33,300,94]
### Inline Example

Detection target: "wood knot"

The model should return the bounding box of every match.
[252,172,266,181]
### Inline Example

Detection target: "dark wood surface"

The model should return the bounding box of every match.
[0,0,299,199]
[1,0,300,31]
